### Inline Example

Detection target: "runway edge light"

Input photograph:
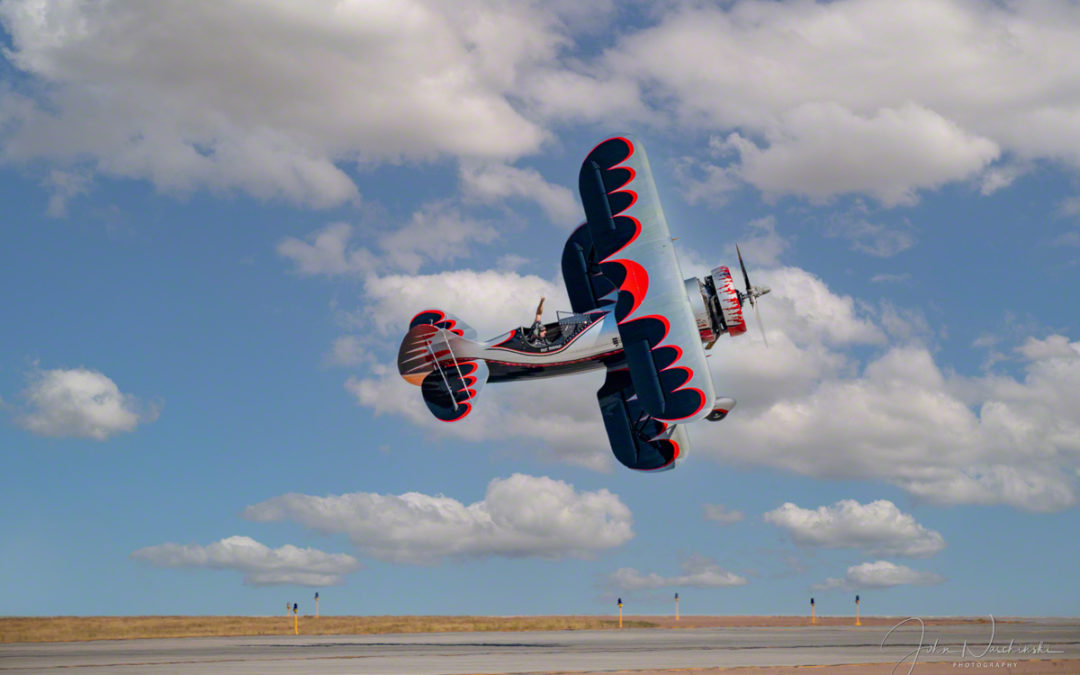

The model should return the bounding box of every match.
[810,597,816,625]
[855,594,861,627]
[617,598,623,629]
[675,593,679,621]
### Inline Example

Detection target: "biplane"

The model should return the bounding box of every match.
[397,136,769,471]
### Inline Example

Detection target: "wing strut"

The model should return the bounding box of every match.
[426,341,459,411]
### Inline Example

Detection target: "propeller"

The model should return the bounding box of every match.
[736,244,771,347]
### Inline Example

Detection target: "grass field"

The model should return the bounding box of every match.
[0,615,656,643]
[0,614,994,643]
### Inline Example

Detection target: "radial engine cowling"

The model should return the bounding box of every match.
[684,266,748,345]
[710,266,747,337]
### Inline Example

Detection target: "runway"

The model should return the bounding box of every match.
[2,619,1077,674]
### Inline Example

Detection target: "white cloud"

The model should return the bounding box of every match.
[600,1,1080,204]
[132,535,360,586]
[0,1,554,206]
[277,223,377,277]
[610,555,748,591]
[243,474,633,564]
[764,500,945,558]
[723,103,999,206]
[377,203,498,274]
[705,341,1080,512]
[871,273,910,284]
[42,168,90,217]
[730,216,791,267]
[979,161,1031,196]
[278,207,496,277]
[703,504,745,525]
[1016,335,1079,361]
[460,162,579,225]
[813,560,944,591]
[325,336,366,368]
[361,267,565,339]
[15,367,158,440]
[6,1,1080,209]
[826,216,917,258]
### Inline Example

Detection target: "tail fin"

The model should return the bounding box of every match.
[408,309,477,339]
[398,309,478,385]
[397,309,488,422]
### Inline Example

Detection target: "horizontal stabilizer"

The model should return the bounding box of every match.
[422,360,489,422]
[399,309,478,385]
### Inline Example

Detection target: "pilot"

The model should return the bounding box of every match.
[529,296,547,344]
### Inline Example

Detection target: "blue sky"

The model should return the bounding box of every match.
[1,0,1079,618]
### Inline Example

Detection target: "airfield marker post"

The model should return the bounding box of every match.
[315,592,319,619]
[810,597,816,625]
[675,592,679,621]
[293,603,299,635]
[855,594,860,626]
[618,598,623,629]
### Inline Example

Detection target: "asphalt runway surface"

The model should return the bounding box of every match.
[2,619,1077,674]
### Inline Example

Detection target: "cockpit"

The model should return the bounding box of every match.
[502,311,601,353]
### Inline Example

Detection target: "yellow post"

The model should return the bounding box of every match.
[675,593,679,621]
[618,598,623,628]
[315,592,320,619]
[810,597,816,625]
[855,594,861,626]
[293,604,299,635]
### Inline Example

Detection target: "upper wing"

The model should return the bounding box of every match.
[597,364,689,471]
[578,135,716,423]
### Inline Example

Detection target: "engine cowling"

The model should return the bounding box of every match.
[710,266,747,337]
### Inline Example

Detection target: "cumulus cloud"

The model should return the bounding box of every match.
[813,560,945,591]
[610,555,748,591]
[132,536,360,586]
[704,338,1080,511]
[460,162,579,224]
[278,207,497,278]
[0,1,567,206]
[8,1,1080,209]
[277,223,377,276]
[360,267,565,339]
[325,335,366,368]
[14,367,158,440]
[703,504,745,525]
[597,1,1080,204]
[724,103,999,205]
[826,216,917,258]
[243,474,633,564]
[42,168,91,217]
[764,500,945,558]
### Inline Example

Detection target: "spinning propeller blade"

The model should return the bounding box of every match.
[736,243,770,348]
[736,245,752,303]
[753,301,769,348]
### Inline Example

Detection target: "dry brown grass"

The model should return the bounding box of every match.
[0,614,1001,644]
[0,615,656,643]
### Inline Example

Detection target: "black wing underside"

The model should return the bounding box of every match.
[597,364,688,472]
